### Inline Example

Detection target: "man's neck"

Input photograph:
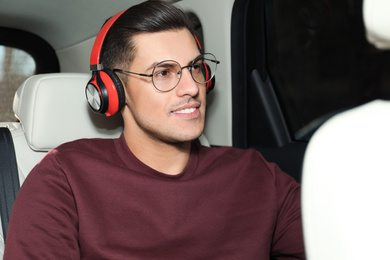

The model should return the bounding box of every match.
[123,129,192,176]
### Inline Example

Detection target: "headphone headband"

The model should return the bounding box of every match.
[90,10,126,71]
[194,35,202,52]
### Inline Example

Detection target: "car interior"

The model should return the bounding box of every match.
[1,0,390,258]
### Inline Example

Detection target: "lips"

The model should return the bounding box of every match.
[171,100,200,112]
[172,107,197,114]
[171,102,201,118]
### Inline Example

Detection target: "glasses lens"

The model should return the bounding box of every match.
[152,61,181,92]
[191,53,218,84]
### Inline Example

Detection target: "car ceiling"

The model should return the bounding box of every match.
[0,0,178,51]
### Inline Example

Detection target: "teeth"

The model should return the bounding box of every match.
[173,107,196,114]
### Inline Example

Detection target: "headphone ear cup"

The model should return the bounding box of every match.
[85,70,126,116]
[206,75,215,94]
[86,72,109,114]
[204,63,215,93]
[103,69,126,114]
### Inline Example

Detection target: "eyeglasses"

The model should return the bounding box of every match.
[114,53,220,92]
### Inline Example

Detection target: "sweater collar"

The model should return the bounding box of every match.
[114,133,199,180]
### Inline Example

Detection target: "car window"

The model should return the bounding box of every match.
[266,0,390,141]
[0,46,36,121]
[0,28,60,122]
[231,0,390,180]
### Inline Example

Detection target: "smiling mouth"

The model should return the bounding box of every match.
[172,107,197,114]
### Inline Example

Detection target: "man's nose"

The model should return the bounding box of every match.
[175,67,200,97]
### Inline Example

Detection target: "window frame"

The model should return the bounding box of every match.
[0,27,59,74]
[231,0,307,182]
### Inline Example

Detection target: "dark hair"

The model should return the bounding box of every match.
[101,0,194,72]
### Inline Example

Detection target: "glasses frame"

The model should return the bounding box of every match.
[113,53,220,92]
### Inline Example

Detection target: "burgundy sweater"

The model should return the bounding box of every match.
[4,134,305,259]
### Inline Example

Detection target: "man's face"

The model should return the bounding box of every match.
[122,29,207,144]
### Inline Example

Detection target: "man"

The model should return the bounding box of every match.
[4,0,305,259]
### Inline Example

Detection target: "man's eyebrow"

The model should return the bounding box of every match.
[146,61,175,72]
[188,54,202,66]
[146,62,159,72]
[145,54,202,71]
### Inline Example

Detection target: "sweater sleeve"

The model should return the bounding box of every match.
[4,150,80,259]
[268,162,306,260]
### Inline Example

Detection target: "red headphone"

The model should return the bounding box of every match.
[193,35,215,93]
[86,9,215,116]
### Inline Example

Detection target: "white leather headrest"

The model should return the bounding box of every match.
[302,100,390,259]
[13,73,123,151]
[363,0,390,49]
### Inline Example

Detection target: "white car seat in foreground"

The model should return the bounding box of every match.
[302,100,390,259]
[363,0,390,49]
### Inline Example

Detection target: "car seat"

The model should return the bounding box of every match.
[301,0,390,258]
[363,0,390,49]
[302,100,390,259]
[0,73,124,257]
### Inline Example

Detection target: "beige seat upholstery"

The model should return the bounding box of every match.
[2,73,124,182]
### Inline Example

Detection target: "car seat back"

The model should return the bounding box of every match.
[0,73,123,257]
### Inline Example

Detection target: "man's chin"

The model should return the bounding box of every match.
[160,129,204,145]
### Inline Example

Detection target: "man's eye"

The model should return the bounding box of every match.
[192,64,203,74]
[155,69,171,78]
